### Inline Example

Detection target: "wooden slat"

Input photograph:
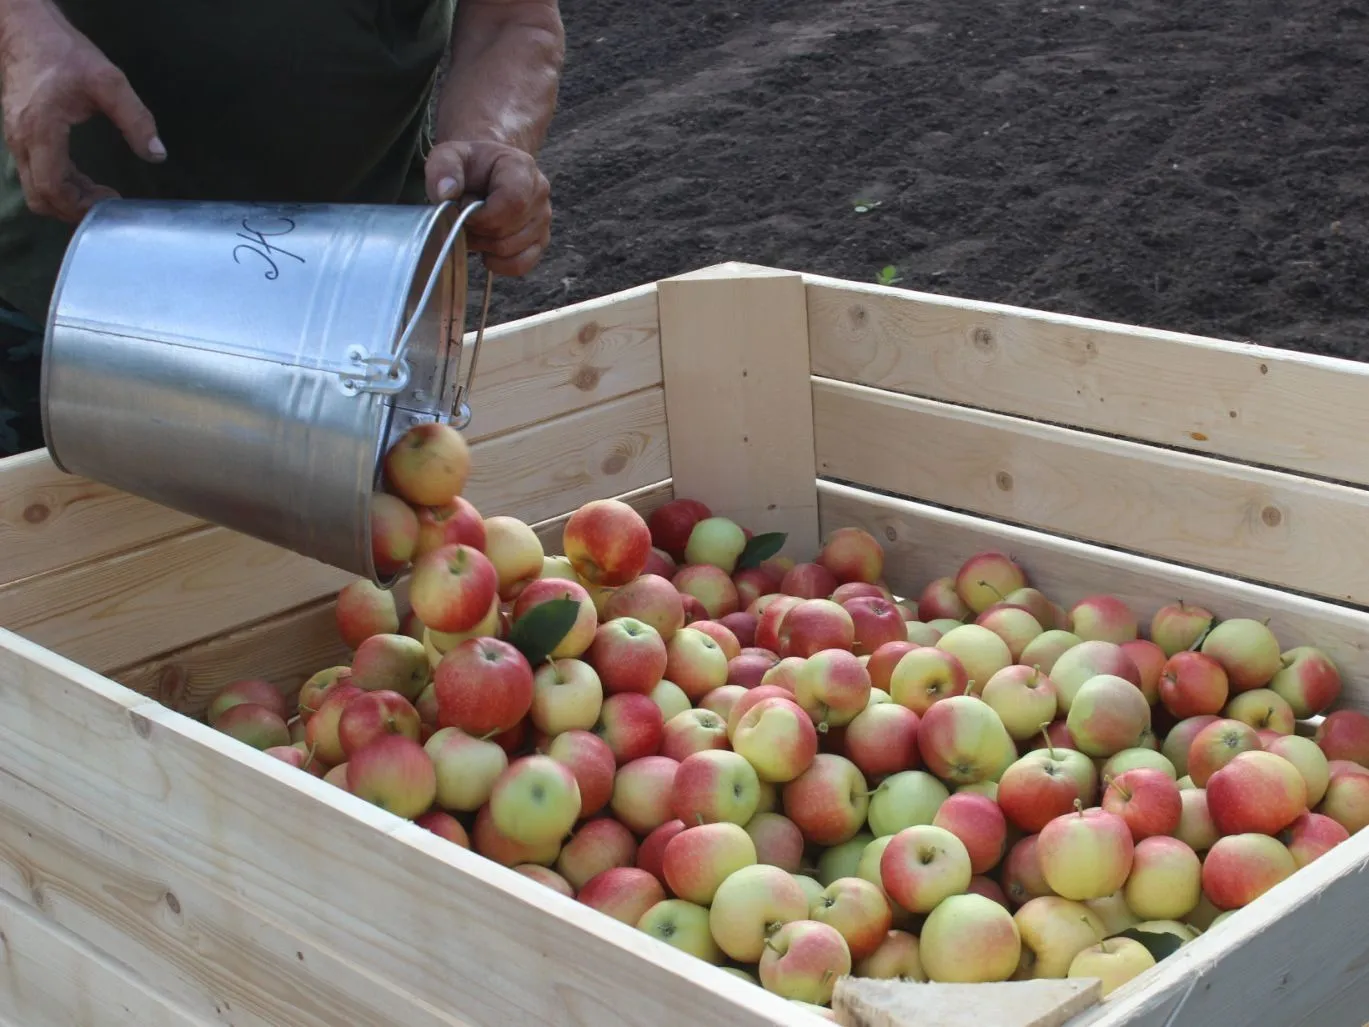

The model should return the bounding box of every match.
[0,387,671,675]
[817,482,1369,709]
[0,629,819,1027]
[461,283,663,441]
[813,378,1369,607]
[0,890,210,1027]
[464,385,670,528]
[0,526,353,675]
[657,263,820,556]
[1072,815,1369,1026]
[804,273,1369,487]
[109,599,351,719]
[0,766,468,1027]
[110,482,674,720]
[0,449,200,588]
[0,282,662,589]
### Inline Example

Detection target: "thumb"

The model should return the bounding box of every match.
[425,142,471,203]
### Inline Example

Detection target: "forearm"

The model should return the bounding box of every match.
[433,0,565,156]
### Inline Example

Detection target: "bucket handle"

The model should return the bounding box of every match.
[348,198,494,431]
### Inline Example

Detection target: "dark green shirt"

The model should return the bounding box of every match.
[0,0,455,323]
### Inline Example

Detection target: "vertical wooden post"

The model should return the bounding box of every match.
[655,263,820,558]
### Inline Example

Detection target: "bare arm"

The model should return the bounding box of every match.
[0,0,164,222]
[423,0,565,276]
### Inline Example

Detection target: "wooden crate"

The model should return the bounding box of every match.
[3,262,1369,1027]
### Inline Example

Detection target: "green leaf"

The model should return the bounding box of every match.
[736,531,787,570]
[507,597,581,667]
[1113,927,1184,963]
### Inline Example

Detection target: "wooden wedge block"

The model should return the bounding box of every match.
[831,977,1103,1027]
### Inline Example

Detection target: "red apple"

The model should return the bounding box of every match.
[671,749,761,826]
[408,543,500,634]
[1320,761,1369,834]
[1068,594,1138,644]
[563,498,652,587]
[758,919,853,1005]
[1198,618,1285,695]
[660,708,728,762]
[975,606,1045,663]
[1187,718,1262,787]
[733,568,778,611]
[1162,714,1219,779]
[610,755,680,836]
[585,617,668,695]
[754,595,803,653]
[296,666,351,723]
[954,551,1028,615]
[545,728,617,818]
[689,620,741,662]
[1280,811,1350,868]
[887,647,970,715]
[843,703,921,779]
[512,578,599,659]
[1050,640,1143,713]
[809,877,893,963]
[346,734,437,819]
[727,649,778,688]
[337,689,422,757]
[334,580,401,651]
[414,810,470,848]
[781,562,840,600]
[880,823,974,913]
[782,753,871,846]
[414,495,486,559]
[370,492,420,577]
[557,816,638,892]
[1119,639,1166,705]
[207,678,289,728]
[1101,768,1182,841]
[867,641,919,694]
[635,818,687,886]
[931,792,1007,874]
[1268,646,1342,719]
[602,574,686,642]
[383,421,469,506]
[594,691,665,765]
[648,498,712,561]
[718,612,759,650]
[1159,651,1230,719]
[578,866,667,926]
[1001,834,1055,907]
[1206,749,1308,836]
[1036,806,1135,901]
[472,803,561,868]
[745,812,805,873]
[795,649,872,732]
[1201,833,1297,909]
[697,684,746,724]
[1315,709,1369,766]
[779,599,856,658]
[997,744,1098,834]
[843,596,907,656]
[514,864,573,897]
[674,564,741,620]
[641,547,677,580]
[663,822,757,904]
[818,526,884,585]
[304,684,365,765]
[918,576,971,622]
[917,695,1017,786]
[1149,600,1216,657]
[433,637,534,737]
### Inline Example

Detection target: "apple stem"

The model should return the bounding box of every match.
[964,679,979,698]
[1099,938,1111,955]
[978,580,1006,601]
[1038,722,1056,760]
[551,660,565,685]
[1073,797,1085,816]
[696,813,706,826]
[478,728,503,742]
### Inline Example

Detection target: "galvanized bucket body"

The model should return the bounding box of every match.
[40,198,482,583]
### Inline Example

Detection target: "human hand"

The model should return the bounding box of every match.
[0,0,165,222]
[424,140,552,277]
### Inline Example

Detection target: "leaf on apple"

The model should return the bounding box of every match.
[507,598,581,667]
[736,532,787,570]
[1113,927,1184,963]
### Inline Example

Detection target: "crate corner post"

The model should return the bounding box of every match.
[654,262,820,559]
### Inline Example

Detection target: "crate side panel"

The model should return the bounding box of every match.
[806,275,1369,487]
[0,770,469,1027]
[818,482,1369,710]
[0,630,813,1027]
[814,379,1369,607]
[657,264,820,557]
[0,889,210,1027]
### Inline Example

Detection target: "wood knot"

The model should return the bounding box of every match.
[571,365,602,392]
[883,526,897,542]
[576,322,601,345]
[1259,363,1269,375]
[22,503,49,524]
[1229,410,1239,419]
[995,471,1014,491]
[130,711,154,739]
[157,664,188,704]
[1261,506,1283,528]
[971,327,994,351]
[850,305,867,324]
[601,451,628,476]
[1188,431,1209,442]
[165,891,181,915]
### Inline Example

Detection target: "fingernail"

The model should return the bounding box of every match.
[436,176,458,200]
[148,136,167,160]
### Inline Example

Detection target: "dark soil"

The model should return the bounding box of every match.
[485,0,1369,360]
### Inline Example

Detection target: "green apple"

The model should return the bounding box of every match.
[637,899,724,963]
[867,770,951,836]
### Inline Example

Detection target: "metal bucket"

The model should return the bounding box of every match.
[39,197,493,586]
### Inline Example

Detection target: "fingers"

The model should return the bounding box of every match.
[22,120,112,222]
[473,216,551,277]
[85,64,165,163]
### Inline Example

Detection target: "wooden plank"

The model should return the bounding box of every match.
[832,978,1101,1027]
[0,889,210,1027]
[0,387,670,675]
[0,765,468,1027]
[464,385,671,528]
[804,273,1369,487]
[0,630,813,1027]
[0,283,660,589]
[461,283,663,441]
[109,481,675,720]
[0,449,200,588]
[1070,817,1369,1027]
[533,479,675,556]
[0,526,353,676]
[657,263,820,557]
[813,378,1369,607]
[109,599,352,719]
[817,482,1369,709]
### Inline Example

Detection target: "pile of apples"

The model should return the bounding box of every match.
[201,421,1369,1019]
